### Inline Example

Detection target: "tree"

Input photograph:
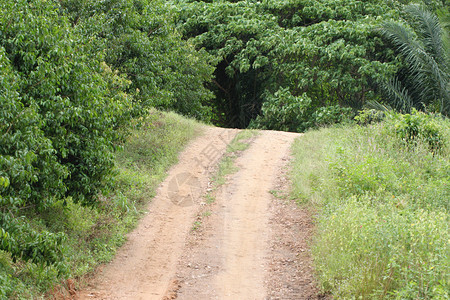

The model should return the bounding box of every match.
[61,0,216,121]
[380,4,449,115]
[176,0,402,129]
[0,0,133,265]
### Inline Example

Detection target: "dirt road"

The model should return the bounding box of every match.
[77,127,321,299]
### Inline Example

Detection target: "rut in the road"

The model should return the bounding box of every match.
[215,131,298,298]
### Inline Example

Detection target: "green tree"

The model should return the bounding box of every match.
[61,0,215,121]
[380,4,449,115]
[176,0,402,129]
[0,0,132,265]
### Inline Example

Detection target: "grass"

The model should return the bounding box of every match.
[291,113,449,298]
[191,129,259,232]
[191,220,202,231]
[0,109,202,299]
[204,130,259,203]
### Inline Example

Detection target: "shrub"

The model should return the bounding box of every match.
[354,108,386,125]
[250,88,314,132]
[0,0,132,207]
[0,0,132,273]
[250,88,352,132]
[390,110,447,152]
[312,105,353,127]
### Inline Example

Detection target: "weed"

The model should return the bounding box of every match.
[205,194,215,204]
[213,130,259,186]
[196,130,258,232]
[192,221,202,231]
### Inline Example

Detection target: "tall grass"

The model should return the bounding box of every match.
[291,113,449,298]
[0,109,202,299]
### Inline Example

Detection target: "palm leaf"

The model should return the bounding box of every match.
[379,77,413,113]
[405,5,445,66]
[380,21,425,75]
[380,6,449,116]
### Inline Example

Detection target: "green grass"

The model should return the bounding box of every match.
[291,114,449,298]
[0,109,202,299]
[204,130,259,202]
[191,130,258,231]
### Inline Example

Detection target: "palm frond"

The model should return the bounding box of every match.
[380,7,450,116]
[366,100,392,112]
[404,4,445,66]
[380,21,425,75]
[379,77,414,113]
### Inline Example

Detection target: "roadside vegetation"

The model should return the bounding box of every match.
[193,129,258,232]
[0,0,448,298]
[0,110,200,298]
[291,111,449,298]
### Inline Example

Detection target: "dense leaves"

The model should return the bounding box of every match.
[60,0,215,121]
[176,0,402,128]
[1,0,132,206]
[380,4,449,115]
[0,0,133,267]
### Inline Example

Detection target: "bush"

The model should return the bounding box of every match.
[0,0,133,277]
[312,105,353,127]
[391,110,447,153]
[354,109,386,125]
[250,88,314,132]
[250,88,352,132]
[0,0,132,207]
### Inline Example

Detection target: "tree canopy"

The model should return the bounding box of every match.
[60,0,216,121]
[175,0,405,128]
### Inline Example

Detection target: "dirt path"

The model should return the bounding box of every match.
[77,127,321,300]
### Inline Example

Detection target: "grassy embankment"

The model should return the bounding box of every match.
[0,110,202,299]
[291,112,449,298]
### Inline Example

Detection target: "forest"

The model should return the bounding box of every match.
[0,0,449,298]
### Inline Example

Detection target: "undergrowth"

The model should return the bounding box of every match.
[291,112,449,298]
[0,109,201,299]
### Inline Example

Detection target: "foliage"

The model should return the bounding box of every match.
[0,0,133,286]
[354,108,386,125]
[249,88,315,132]
[176,0,402,129]
[60,0,215,121]
[0,110,201,298]
[391,110,446,152]
[1,0,132,207]
[291,116,449,297]
[249,88,352,131]
[379,4,449,115]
